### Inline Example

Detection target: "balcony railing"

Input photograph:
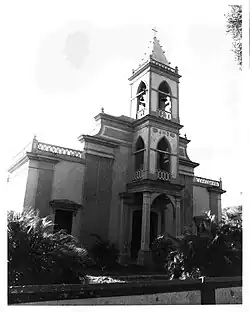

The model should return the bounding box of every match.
[132,169,145,181]
[36,142,82,158]
[193,176,221,188]
[157,109,171,120]
[136,108,146,119]
[156,170,171,181]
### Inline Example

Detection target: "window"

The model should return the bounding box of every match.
[156,137,170,172]
[136,81,147,113]
[134,136,145,171]
[158,81,172,112]
[54,209,73,234]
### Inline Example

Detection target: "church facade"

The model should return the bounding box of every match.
[7,34,225,265]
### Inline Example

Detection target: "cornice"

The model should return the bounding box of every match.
[179,157,200,168]
[78,134,120,148]
[94,113,134,129]
[132,114,183,131]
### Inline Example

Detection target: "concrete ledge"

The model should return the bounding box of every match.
[8,276,242,305]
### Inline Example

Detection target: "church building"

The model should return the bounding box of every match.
[7,33,225,265]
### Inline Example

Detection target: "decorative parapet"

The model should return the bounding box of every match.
[8,136,83,173]
[132,169,146,181]
[193,176,221,188]
[156,170,171,181]
[36,142,82,158]
[157,109,171,120]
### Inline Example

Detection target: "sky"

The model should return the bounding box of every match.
[0,0,248,209]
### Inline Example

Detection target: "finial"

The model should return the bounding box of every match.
[184,133,187,139]
[152,26,158,38]
[175,66,179,73]
[101,107,104,113]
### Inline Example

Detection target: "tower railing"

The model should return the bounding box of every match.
[156,169,171,181]
[136,108,146,119]
[157,109,171,120]
[132,169,145,181]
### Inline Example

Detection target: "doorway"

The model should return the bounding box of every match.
[54,209,73,234]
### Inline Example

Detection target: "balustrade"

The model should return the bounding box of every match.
[157,109,171,120]
[132,169,145,181]
[37,142,82,158]
[136,108,146,119]
[156,170,171,181]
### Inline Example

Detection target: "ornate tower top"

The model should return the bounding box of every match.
[140,27,170,66]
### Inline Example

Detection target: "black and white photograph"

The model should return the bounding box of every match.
[2,0,247,306]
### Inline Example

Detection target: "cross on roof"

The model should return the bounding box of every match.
[152,27,158,37]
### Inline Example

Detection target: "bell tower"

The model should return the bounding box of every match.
[129,29,181,124]
[128,30,183,185]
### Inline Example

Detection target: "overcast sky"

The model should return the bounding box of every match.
[1,0,247,209]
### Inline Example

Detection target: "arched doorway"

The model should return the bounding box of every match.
[151,194,175,236]
[130,210,159,260]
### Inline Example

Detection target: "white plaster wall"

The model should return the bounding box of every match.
[7,162,29,213]
[51,161,85,205]
[193,186,210,216]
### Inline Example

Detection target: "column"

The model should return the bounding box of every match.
[175,197,181,237]
[137,192,153,266]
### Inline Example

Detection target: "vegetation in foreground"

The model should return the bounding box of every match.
[8,209,92,286]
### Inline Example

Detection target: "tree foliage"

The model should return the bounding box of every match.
[8,209,92,286]
[226,5,242,69]
[153,209,242,279]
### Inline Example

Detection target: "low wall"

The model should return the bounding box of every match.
[9,276,242,305]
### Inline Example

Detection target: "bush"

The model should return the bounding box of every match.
[153,210,242,280]
[89,234,119,271]
[8,208,92,286]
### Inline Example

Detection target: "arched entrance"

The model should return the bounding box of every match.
[151,194,175,236]
[130,210,159,260]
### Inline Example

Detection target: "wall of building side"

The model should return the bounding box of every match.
[79,154,113,249]
[193,186,210,216]
[7,162,29,213]
[23,159,40,210]
[130,71,150,119]
[149,127,178,179]
[108,145,131,245]
[180,174,194,229]
[34,160,56,218]
[51,161,85,205]
[150,72,178,120]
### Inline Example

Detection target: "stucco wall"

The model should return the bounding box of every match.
[108,145,131,245]
[79,154,113,248]
[7,162,29,213]
[193,186,210,216]
[51,161,85,205]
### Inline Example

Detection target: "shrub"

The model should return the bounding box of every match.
[153,210,242,280]
[89,234,119,271]
[8,208,91,286]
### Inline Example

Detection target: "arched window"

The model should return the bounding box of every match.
[136,81,147,113]
[158,81,171,112]
[156,137,170,172]
[135,136,145,171]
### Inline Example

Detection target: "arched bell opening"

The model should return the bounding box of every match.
[158,81,172,112]
[136,81,147,118]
